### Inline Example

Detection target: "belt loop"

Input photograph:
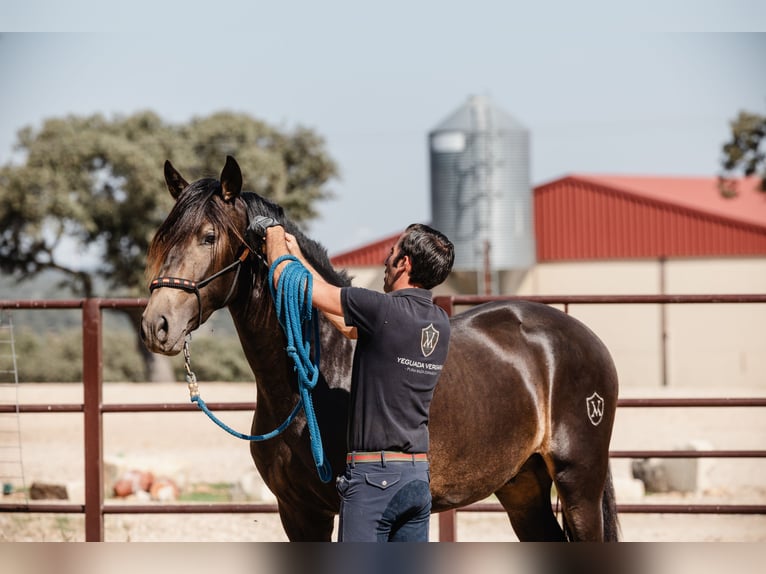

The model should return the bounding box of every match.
[350,451,356,469]
[411,453,416,466]
[380,451,386,467]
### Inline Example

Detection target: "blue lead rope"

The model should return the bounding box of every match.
[186,254,331,483]
[191,392,304,441]
[267,254,332,483]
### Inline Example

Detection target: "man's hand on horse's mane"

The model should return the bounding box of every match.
[249,215,283,240]
[247,216,283,253]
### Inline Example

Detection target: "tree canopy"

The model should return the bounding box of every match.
[719,109,766,197]
[0,110,339,298]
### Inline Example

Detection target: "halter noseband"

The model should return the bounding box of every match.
[149,246,251,327]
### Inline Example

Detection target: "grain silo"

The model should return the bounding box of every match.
[429,95,535,293]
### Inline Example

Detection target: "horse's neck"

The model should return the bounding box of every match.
[228,286,353,399]
[228,296,297,408]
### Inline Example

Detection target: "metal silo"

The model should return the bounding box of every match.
[429,96,535,285]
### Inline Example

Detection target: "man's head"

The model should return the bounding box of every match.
[384,224,455,292]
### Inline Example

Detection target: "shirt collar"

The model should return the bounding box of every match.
[391,287,432,300]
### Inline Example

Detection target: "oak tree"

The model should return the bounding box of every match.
[0,110,339,380]
[719,110,766,197]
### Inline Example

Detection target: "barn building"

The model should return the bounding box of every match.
[330,174,766,390]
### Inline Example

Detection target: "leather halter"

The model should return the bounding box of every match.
[149,247,251,327]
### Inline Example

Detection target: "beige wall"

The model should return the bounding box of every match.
[343,267,384,291]
[339,257,766,390]
[344,266,464,298]
[517,257,766,390]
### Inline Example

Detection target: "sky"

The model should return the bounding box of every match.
[1,2,766,258]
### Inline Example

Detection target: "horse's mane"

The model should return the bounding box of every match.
[146,178,351,289]
[242,192,351,288]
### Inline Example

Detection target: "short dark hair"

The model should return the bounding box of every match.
[396,223,455,289]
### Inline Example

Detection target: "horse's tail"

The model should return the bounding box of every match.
[561,464,620,542]
[602,465,620,541]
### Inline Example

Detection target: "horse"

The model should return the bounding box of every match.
[140,156,620,541]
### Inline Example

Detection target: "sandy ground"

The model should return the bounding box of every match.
[1,382,765,542]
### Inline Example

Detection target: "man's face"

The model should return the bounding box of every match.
[383,238,404,293]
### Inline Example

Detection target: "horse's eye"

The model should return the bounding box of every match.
[203,232,215,246]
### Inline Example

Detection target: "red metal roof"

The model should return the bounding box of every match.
[330,175,766,267]
[535,175,766,261]
[330,231,401,268]
[572,175,766,229]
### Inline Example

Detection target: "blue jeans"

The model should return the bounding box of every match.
[336,457,431,542]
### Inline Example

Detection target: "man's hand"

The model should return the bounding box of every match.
[249,215,282,238]
[284,233,305,260]
[247,215,282,250]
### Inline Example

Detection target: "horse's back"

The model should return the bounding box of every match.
[447,298,618,401]
[441,298,618,410]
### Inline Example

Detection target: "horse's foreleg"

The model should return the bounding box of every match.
[494,455,566,541]
[276,499,335,541]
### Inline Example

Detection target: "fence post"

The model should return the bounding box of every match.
[82,299,104,541]
[439,510,457,542]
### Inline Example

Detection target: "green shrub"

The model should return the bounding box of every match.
[14,328,83,382]
[172,334,254,383]
[11,326,252,383]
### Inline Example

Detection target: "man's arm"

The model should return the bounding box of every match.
[264,226,357,339]
[282,233,358,339]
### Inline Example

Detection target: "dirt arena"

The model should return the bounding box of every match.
[1,382,765,542]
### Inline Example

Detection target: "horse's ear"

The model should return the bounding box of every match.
[164,160,189,200]
[220,155,243,202]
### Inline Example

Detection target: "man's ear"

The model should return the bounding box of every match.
[400,254,412,272]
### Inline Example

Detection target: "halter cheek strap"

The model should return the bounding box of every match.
[150,247,251,327]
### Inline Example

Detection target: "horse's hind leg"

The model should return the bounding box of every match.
[494,455,566,541]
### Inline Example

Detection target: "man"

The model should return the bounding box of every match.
[255,219,454,542]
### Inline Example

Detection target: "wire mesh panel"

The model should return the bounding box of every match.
[0,310,26,501]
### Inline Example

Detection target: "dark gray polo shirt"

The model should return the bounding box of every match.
[340,286,450,454]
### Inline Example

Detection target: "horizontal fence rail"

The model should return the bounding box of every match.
[0,295,764,542]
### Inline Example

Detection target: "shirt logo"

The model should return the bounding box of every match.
[420,323,440,357]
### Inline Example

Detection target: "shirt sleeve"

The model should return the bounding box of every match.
[340,287,386,336]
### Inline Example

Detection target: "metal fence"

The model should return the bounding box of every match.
[0,295,764,542]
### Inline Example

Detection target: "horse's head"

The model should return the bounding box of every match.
[141,156,256,355]
[141,155,350,356]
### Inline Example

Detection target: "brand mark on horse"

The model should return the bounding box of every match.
[421,323,439,357]
[586,392,605,426]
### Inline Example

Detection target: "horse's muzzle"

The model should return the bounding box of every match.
[140,305,186,356]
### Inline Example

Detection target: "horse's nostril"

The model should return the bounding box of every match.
[158,315,169,340]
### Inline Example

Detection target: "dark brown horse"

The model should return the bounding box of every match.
[141,156,620,541]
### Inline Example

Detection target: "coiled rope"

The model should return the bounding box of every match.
[268,254,331,483]
[186,254,331,483]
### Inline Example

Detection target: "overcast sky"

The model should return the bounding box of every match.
[1,2,765,256]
